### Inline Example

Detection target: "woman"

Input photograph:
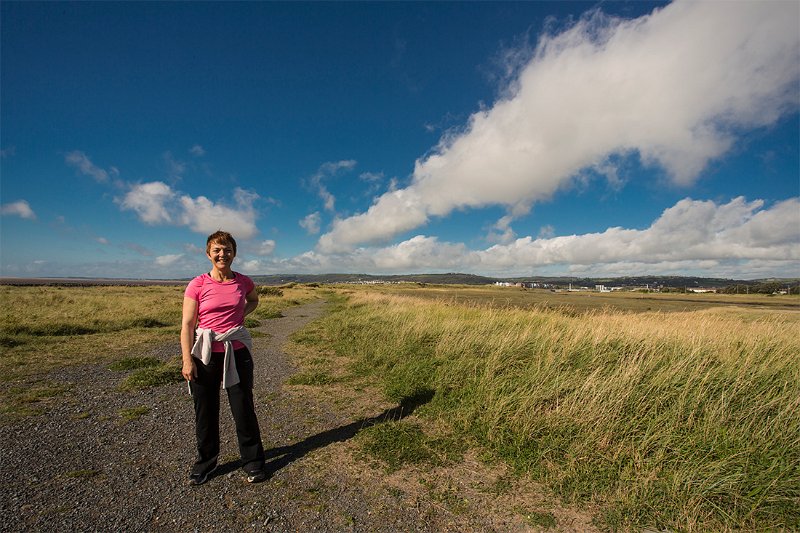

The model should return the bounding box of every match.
[181,230,266,485]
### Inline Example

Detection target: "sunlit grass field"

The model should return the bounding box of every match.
[294,285,799,531]
[0,283,321,417]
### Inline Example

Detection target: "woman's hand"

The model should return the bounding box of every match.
[181,359,196,382]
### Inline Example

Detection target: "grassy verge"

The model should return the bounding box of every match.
[295,288,800,531]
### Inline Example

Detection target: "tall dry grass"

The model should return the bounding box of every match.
[301,290,800,531]
[0,284,322,381]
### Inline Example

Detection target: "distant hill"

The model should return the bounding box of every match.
[250,273,799,289]
[250,273,496,285]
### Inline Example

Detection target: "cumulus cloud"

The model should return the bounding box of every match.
[119,181,175,224]
[179,187,259,239]
[486,215,517,244]
[118,182,259,238]
[474,197,800,270]
[318,1,800,252]
[1,200,36,220]
[302,197,800,278]
[65,151,120,184]
[96,237,109,245]
[255,240,276,256]
[371,236,472,271]
[300,212,322,235]
[189,145,206,156]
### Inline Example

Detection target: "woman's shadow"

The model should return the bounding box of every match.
[212,388,435,480]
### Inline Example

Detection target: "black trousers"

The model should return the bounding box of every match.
[190,347,265,475]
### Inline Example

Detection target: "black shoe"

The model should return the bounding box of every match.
[188,465,216,486]
[246,469,267,483]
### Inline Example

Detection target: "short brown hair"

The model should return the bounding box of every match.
[206,231,237,255]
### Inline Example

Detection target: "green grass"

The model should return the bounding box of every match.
[64,469,101,479]
[300,288,800,531]
[118,364,182,390]
[118,406,150,421]
[520,509,557,529]
[358,420,464,473]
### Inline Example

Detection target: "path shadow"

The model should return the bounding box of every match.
[263,388,435,477]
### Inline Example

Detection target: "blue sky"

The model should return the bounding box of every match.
[1,1,798,280]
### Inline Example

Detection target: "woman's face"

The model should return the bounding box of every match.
[207,241,235,270]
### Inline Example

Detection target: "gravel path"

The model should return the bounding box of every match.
[0,299,595,532]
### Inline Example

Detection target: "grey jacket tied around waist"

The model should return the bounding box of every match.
[191,326,253,389]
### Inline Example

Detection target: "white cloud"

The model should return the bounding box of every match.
[300,212,322,235]
[318,0,800,252]
[360,171,384,183]
[255,240,276,256]
[118,182,259,239]
[476,197,800,270]
[179,187,259,239]
[155,254,183,266]
[96,237,109,245]
[237,259,263,274]
[307,160,357,213]
[371,236,473,271]
[119,182,175,224]
[296,196,800,278]
[65,151,119,184]
[538,225,555,239]
[1,146,16,158]
[486,214,517,244]
[1,200,36,220]
[189,145,206,157]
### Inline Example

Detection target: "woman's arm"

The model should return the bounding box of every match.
[180,297,198,381]
[243,287,259,317]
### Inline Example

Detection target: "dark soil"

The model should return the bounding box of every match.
[0,299,596,532]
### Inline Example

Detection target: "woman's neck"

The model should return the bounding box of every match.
[209,268,235,282]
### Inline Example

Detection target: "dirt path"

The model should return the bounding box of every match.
[0,299,596,532]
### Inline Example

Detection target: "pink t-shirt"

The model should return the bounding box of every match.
[184,272,255,353]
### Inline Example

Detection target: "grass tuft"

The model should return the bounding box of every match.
[119,364,182,390]
[358,421,433,472]
[118,406,150,421]
[287,371,335,386]
[520,509,557,529]
[258,286,284,297]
